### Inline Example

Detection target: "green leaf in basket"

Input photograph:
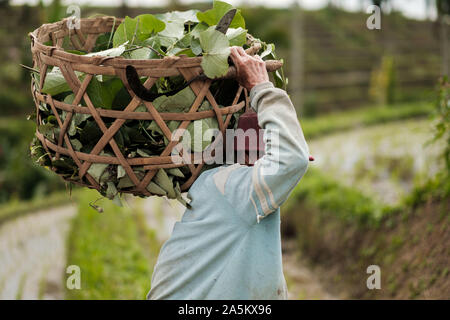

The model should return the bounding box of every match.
[129,47,152,60]
[260,43,275,59]
[137,148,152,157]
[146,85,216,150]
[167,167,185,178]
[199,26,230,78]
[155,10,199,40]
[106,181,118,200]
[113,16,142,47]
[190,37,202,56]
[68,108,92,137]
[186,117,219,152]
[84,76,123,109]
[146,181,167,196]
[154,169,176,199]
[87,162,109,184]
[196,0,245,29]
[118,175,134,189]
[41,68,71,96]
[52,158,76,172]
[158,19,185,41]
[38,123,56,141]
[174,48,196,57]
[191,22,209,39]
[174,181,191,209]
[152,85,211,113]
[226,28,247,47]
[142,36,164,58]
[137,14,166,41]
[85,43,127,57]
[117,165,126,179]
[157,10,200,25]
[73,112,92,126]
[64,93,75,104]
[70,138,83,151]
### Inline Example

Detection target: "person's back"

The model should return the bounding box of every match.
[148,47,309,300]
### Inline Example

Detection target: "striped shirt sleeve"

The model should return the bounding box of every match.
[248,82,310,222]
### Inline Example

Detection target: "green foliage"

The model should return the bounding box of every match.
[369,55,396,106]
[226,27,247,46]
[66,189,153,300]
[112,15,165,47]
[47,0,64,23]
[430,77,450,173]
[199,26,231,78]
[403,172,450,208]
[436,0,450,16]
[285,168,389,225]
[285,166,450,227]
[104,0,282,83]
[300,102,434,139]
[0,118,63,204]
[196,0,245,29]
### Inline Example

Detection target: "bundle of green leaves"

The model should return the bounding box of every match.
[29,0,286,206]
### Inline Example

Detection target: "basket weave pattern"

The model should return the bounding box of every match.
[30,17,248,196]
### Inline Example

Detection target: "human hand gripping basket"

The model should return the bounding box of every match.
[28,15,283,204]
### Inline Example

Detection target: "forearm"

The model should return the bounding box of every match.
[249,82,309,218]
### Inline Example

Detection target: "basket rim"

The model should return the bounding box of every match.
[30,16,206,69]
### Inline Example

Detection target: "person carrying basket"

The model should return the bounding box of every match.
[148,46,310,300]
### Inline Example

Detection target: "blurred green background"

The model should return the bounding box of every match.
[0,0,448,300]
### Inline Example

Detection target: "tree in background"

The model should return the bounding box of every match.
[48,0,64,23]
[118,0,130,18]
[369,55,396,106]
[168,0,181,10]
[370,0,389,12]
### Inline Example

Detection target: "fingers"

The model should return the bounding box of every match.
[230,47,243,65]
[236,47,246,57]
[231,46,249,59]
[253,55,264,64]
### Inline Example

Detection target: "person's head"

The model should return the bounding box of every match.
[228,46,269,166]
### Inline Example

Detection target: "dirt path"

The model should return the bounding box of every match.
[282,239,337,300]
[0,205,76,300]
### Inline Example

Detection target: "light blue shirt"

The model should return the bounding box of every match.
[148,82,309,300]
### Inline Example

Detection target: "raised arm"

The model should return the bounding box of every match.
[230,47,310,222]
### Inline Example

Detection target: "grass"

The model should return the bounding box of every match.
[284,168,390,226]
[65,189,157,300]
[300,102,434,139]
[284,167,450,227]
[403,173,450,208]
[285,166,450,226]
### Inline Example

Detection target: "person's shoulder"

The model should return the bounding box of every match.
[193,163,251,194]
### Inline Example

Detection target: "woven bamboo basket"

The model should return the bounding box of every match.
[29,16,282,197]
